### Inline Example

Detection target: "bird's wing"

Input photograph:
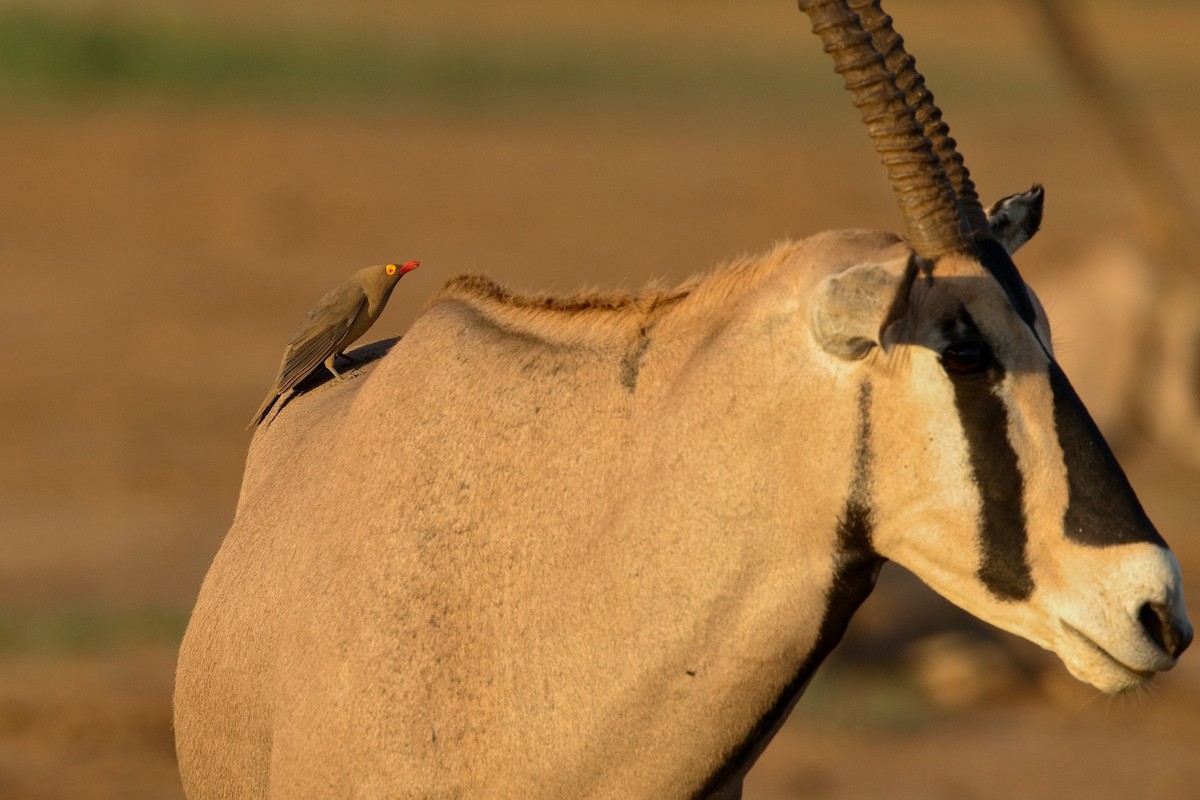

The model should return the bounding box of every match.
[247,283,367,429]
[274,288,367,394]
[286,283,363,342]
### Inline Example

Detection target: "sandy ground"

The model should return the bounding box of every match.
[2,1,1199,798]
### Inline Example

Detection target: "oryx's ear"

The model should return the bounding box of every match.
[986,184,1044,255]
[809,255,918,360]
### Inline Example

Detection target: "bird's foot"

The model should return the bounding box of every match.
[325,353,362,381]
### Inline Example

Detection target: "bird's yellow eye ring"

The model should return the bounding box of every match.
[385,263,397,276]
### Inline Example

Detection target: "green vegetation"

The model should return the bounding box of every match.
[0,606,188,656]
[0,6,1194,117]
[0,6,820,114]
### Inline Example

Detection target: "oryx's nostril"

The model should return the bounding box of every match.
[1138,602,1193,659]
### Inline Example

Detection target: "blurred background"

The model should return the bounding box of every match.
[1,1,1197,797]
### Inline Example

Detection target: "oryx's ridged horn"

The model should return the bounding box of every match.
[798,0,972,262]
[849,0,991,240]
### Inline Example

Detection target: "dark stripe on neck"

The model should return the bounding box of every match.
[1050,362,1165,547]
[693,381,882,799]
[975,238,1037,326]
[945,312,1034,601]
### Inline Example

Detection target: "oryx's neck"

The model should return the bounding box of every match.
[695,380,883,796]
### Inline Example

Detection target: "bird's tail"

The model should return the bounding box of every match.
[248,391,281,430]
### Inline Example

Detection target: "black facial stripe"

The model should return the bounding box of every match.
[944,312,1034,602]
[693,381,882,799]
[1051,362,1165,548]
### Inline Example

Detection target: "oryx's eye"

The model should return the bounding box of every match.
[940,341,993,376]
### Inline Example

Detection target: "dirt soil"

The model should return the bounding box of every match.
[2,2,1199,798]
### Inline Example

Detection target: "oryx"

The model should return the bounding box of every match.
[174,1,1192,798]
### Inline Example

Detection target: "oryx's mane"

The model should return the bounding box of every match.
[425,240,805,346]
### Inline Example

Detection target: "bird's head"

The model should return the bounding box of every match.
[359,260,421,301]
[385,260,421,279]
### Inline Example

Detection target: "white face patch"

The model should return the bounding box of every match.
[1045,543,1190,692]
